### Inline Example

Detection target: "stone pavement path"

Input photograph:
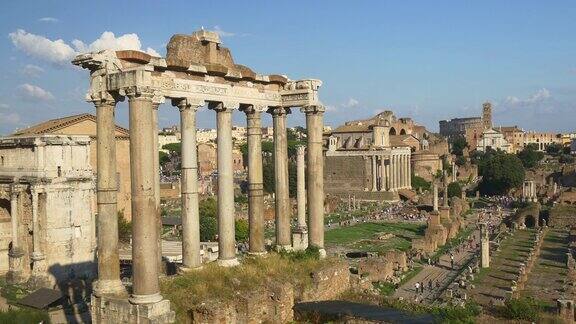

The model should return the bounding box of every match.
[521,229,568,306]
[469,229,535,306]
[393,244,478,303]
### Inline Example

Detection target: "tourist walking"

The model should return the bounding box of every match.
[415,282,420,293]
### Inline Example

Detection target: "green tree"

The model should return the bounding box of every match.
[545,142,563,156]
[199,215,217,241]
[450,136,468,156]
[517,144,544,168]
[479,153,525,195]
[455,155,466,167]
[117,211,131,243]
[162,142,181,154]
[235,219,249,241]
[447,182,462,198]
[199,197,217,218]
[159,151,170,166]
[411,175,431,192]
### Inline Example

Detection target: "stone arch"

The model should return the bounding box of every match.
[0,198,9,219]
[400,129,407,135]
[524,214,536,228]
[389,127,397,136]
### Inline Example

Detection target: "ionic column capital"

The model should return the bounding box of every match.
[124,86,154,100]
[172,97,204,112]
[208,101,237,112]
[89,91,123,107]
[239,104,266,116]
[267,106,291,117]
[300,105,325,114]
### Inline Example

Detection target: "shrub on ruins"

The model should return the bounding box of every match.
[478,152,525,195]
[500,297,542,321]
[450,136,468,156]
[447,182,462,199]
[517,143,544,168]
[235,219,249,241]
[560,154,575,164]
[117,211,131,243]
[0,309,50,324]
[455,155,466,167]
[411,175,431,192]
[545,142,563,156]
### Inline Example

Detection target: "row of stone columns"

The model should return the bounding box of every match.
[92,90,326,303]
[369,152,411,192]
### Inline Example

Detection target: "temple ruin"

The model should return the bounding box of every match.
[73,30,325,322]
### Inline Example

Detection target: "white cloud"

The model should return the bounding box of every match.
[21,64,45,78]
[9,29,77,65]
[9,29,160,66]
[501,88,551,108]
[17,84,55,102]
[39,17,59,23]
[342,98,359,108]
[213,25,235,38]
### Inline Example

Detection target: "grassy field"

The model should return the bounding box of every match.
[325,222,426,253]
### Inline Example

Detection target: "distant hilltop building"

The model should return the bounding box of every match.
[324,110,450,199]
[439,102,492,150]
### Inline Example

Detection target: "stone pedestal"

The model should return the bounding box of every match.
[439,206,451,221]
[292,228,308,251]
[91,295,175,324]
[480,223,490,268]
[6,248,25,284]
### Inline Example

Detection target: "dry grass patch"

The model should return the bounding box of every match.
[160,252,336,320]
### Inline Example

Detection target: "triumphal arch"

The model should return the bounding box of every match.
[73,30,325,322]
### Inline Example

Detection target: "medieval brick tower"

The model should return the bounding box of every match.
[482,102,492,129]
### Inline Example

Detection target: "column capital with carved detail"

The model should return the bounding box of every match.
[267,106,291,116]
[172,97,205,112]
[300,105,325,114]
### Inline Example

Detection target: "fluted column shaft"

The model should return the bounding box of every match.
[303,106,325,255]
[30,188,46,276]
[94,98,125,296]
[433,183,439,211]
[269,107,291,249]
[175,98,202,269]
[296,146,307,229]
[242,105,266,254]
[408,153,412,188]
[390,154,396,190]
[210,102,238,266]
[128,90,162,304]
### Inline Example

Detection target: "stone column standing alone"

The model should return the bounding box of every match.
[371,156,378,191]
[433,183,439,211]
[30,187,48,287]
[241,105,266,255]
[174,98,203,270]
[127,88,162,304]
[379,156,386,191]
[480,223,490,268]
[210,102,239,267]
[293,145,308,251]
[303,105,326,257]
[93,96,125,296]
[269,107,292,250]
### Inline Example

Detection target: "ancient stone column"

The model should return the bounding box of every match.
[293,145,308,251]
[400,154,406,189]
[29,186,48,287]
[93,96,125,296]
[406,154,411,189]
[452,162,457,182]
[296,145,307,230]
[433,183,439,211]
[174,98,203,270]
[443,182,449,207]
[302,105,326,257]
[152,97,163,275]
[385,159,390,191]
[379,156,386,191]
[269,107,291,250]
[240,105,266,255]
[7,187,24,284]
[210,102,239,267]
[127,88,162,304]
[480,223,490,268]
[371,155,378,191]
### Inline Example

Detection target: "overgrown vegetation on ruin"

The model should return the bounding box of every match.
[160,250,334,322]
[0,308,51,324]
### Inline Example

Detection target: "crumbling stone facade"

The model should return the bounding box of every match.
[0,135,96,289]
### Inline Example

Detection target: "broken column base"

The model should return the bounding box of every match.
[91,294,175,324]
[6,249,26,285]
[292,228,308,251]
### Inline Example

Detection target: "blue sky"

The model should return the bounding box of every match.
[1,1,575,135]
